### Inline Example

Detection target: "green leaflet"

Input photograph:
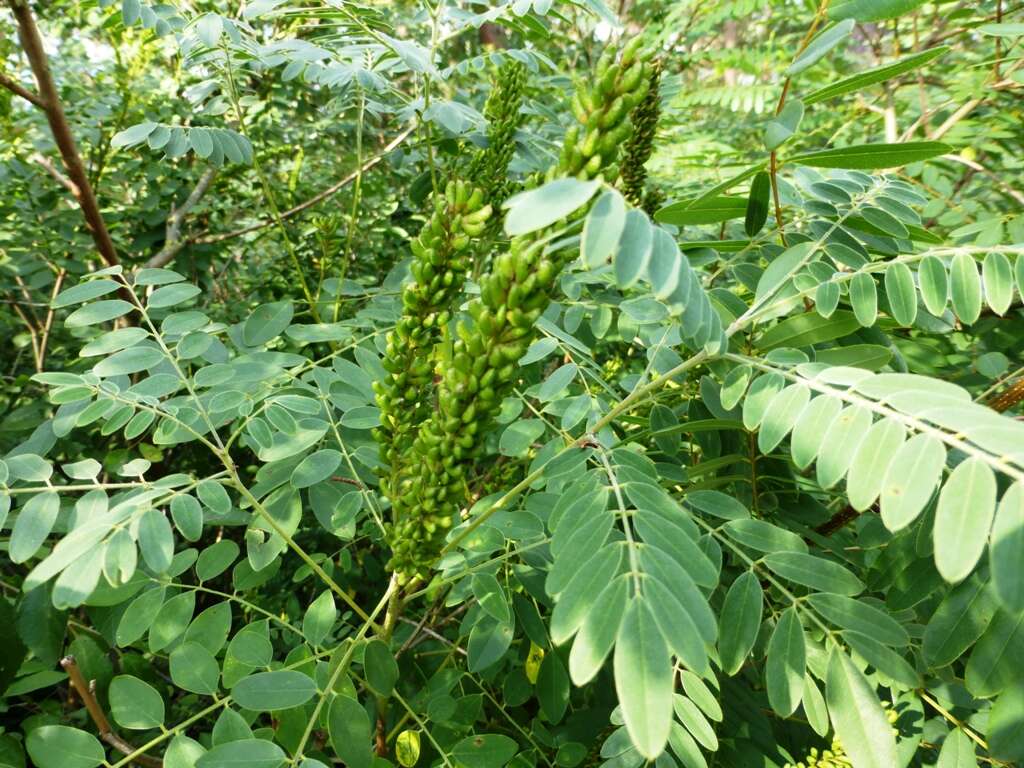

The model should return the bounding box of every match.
[849,272,878,327]
[804,46,949,104]
[654,195,747,226]
[934,458,997,583]
[109,675,164,729]
[983,251,1014,316]
[763,552,864,596]
[614,597,674,760]
[789,141,951,169]
[765,608,805,716]
[718,571,763,676]
[918,255,949,315]
[328,696,372,768]
[964,610,1024,698]
[825,649,898,768]
[169,642,219,695]
[757,384,810,453]
[880,433,946,531]
[936,728,978,768]
[26,726,105,768]
[830,0,928,21]
[807,593,909,647]
[991,483,1024,612]
[196,740,285,768]
[568,575,627,686]
[950,253,983,324]
[884,261,918,326]
[923,576,1000,668]
[787,21,854,75]
[744,171,771,236]
[757,310,860,350]
[815,404,873,489]
[847,418,906,511]
[504,179,601,236]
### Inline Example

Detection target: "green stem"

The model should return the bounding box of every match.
[219,46,320,321]
[226,466,379,629]
[293,577,397,763]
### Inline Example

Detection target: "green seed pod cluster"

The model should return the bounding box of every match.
[783,707,898,768]
[468,59,527,207]
[385,39,653,580]
[373,179,492,485]
[783,739,853,768]
[642,186,666,218]
[619,58,662,210]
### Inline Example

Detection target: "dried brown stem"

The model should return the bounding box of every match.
[60,656,163,768]
[988,378,1024,414]
[814,504,863,537]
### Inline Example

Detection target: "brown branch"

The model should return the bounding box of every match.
[60,656,163,768]
[814,504,864,537]
[195,126,415,245]
[146,167,218,269]
[988,378,1024,414]
[8,0,119,267]
[0,69,45,108]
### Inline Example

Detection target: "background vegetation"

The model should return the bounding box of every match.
[2,1,1024,767]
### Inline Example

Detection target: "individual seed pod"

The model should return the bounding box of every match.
[579,88,596,112]
[564,124,581,151]
[620,61,646,92]
[622,35,645,60]
[599,66,618,96]
[463,205,492,225]
[599,95,627,129]
[566,146,585,174]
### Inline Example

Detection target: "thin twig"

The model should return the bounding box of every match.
[195,126,414,245]
[31,152,80,196]
[942,153,1024,207]
[397,617,467,655]
[0,69,46,108]
[8,297,41,370]
[146,168,218,268]
[38,268,66,370]
[60,656,163,768]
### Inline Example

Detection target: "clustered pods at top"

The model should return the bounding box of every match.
[374,179,493,480]
[379,38,654,581]
[620,58,663,213]
[468,60,527,216]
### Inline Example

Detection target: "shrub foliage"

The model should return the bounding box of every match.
[1,2,1024,768]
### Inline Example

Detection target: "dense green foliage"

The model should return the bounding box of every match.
[2,2,1024,768]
